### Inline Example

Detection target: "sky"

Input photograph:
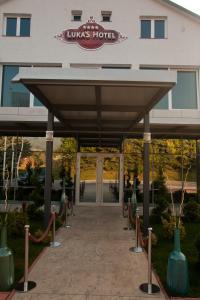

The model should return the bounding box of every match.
[171,0,200,15]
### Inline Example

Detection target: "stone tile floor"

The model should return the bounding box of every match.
[11,206,166,300]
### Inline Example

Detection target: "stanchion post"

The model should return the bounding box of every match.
[50,206,61,248]
[24,225,29,292]
[15,225,36,292]
[148,228,153,294]
[130,208,143,253]
[139,227,160,294]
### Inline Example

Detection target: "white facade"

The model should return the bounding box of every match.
[0,0,200,136]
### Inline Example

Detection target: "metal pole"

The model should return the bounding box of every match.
[44,111,54,228]
[148,228,152,294]
[11,137,15,183]
[139,227,160,294]
[50,206,61,248]
[3,136,7,182]
[181,139,184,192]
[15,226,36,292]
[143,113,151,237]
[24,225,29,292]
[152,144,155,207]
[130,208,143,253]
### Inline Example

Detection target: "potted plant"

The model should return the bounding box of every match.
[166,166,190,296]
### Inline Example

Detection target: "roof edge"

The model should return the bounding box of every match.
[156,0,200,22]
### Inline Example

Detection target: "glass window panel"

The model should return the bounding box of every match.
[2,66,30,107]
[155,20,165,38]
[172,71,197,109]
[6,17,17,36]
[34,97,43,107]
[73,15,81,21]
[141,20,151,38]
[154,93,168,109]
[102,15,111,22]
[20,18,30,36]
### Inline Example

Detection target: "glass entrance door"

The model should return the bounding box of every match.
[102,156,120,204]
[79,156,97,203]
[76,153,123,206]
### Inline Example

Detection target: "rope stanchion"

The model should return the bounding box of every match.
[50,206,61,248]
[140,228,160,294]
[15,225,36,292]
[130,208,143,253]
[29,214,54,243]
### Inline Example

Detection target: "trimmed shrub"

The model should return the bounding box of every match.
[7,210,28,237]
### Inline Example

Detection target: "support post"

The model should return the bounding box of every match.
[143,113,151,237]
[196,140,200,202]
[44,111,54,228]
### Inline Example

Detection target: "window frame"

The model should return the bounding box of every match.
[143,67,199,110]
[71,10,82,22]
[170,69,199,110]
[140,16,167,39]
[101,11,112,22]
[1,64,62,108]
[3,14,31,37]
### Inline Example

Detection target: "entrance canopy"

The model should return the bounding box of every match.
[13,68,176,147]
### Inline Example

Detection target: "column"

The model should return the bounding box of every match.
[143,113,151,236]
[44,111,54,228]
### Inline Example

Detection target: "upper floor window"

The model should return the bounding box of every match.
[71,10,82,21]
[101,11,112,22]
[4,15,31,37]
[172,71,197,109]
[1,65,43,107]
[140,17,166,39]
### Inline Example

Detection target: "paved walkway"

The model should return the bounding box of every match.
[12,206,166,300]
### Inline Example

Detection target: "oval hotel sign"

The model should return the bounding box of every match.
[56,17,127,50]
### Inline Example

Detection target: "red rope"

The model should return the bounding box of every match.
[29,213,55,243]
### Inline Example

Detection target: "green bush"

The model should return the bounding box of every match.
[29,187,44,208]
[183,200,200,223]
[151,168,170,223]
[27,204,44,220]
[6,210,28,237]
[161,216,186,240]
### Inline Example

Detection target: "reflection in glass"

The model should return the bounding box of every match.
[141,20,151,38]
[80,157,96,203]
[103,157,119,203]
[2,66,30,107]
[172,71,197,109]
[155,20,165,39]
[6,18,17,36]
[20,18,31,37]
